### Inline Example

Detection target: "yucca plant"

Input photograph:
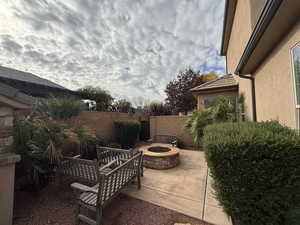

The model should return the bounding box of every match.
[12,119,66,191]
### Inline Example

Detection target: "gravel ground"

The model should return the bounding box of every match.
[13,182,210,225]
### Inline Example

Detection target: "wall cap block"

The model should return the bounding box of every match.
[0,153,21,166]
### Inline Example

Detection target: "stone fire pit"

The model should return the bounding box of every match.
[140,143,180,169]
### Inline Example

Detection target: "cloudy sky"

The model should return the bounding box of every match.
[0,0,226,103]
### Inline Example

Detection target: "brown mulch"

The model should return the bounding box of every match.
[13,182,209,225]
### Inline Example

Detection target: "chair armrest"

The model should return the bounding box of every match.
[99,159,117,172]
[64,154,81,160]
[71,182,96,193]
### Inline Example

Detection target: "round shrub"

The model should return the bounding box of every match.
[113,119,141,149]
[203,121,300,225]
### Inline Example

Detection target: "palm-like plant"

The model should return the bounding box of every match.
[185,96,242,146]
[185,110,213,146]
[12,119,66,190]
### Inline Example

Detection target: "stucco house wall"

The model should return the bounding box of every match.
[249,0,267,29]
[225,0,300,127]
[253,20,300,129]
[226,0,253,120]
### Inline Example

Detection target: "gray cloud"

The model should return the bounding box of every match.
[1,35,23,55]
[0,0,226,101]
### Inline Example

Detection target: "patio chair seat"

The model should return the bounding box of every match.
[79,192,97,207]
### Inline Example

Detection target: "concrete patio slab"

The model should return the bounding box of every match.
[123,150,232,225]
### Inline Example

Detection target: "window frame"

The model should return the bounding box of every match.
[290,41,300,131]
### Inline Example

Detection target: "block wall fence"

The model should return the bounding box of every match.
[69,111,147,142]
[68,112,195,148]
[150,115,195,148]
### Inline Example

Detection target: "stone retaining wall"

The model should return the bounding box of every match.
[0,107,14,154]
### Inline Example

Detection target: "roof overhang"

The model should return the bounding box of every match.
[235,0,300,74]
[220,0,237,56]
[191,85,238,95]
[0,95,33,109]
[0,83,35,109]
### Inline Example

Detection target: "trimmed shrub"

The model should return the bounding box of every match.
[285,207,300,225]
[203,121,300,225]
[113,120,141,149]
[175,137,185,148]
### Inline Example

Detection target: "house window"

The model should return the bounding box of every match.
[203,98,218,107]
[203,97,236,108]
[292,43,300,106]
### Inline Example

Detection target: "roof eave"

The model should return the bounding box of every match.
[235,0,300,75]
[190,84,238,93]
[235,0,283,74]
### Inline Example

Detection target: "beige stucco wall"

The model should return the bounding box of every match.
[225,0,300,127]
[195,91,238,110]
[227,0,252,73]
[150,116,194,147]
[252,20,300,129]
[250,0,267,29]
[226,0,254,120]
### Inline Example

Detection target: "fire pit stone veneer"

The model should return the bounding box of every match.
[140,144,180,169]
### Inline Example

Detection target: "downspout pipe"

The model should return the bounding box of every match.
[237,73,257,122]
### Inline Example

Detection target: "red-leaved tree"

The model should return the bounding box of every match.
[165,69,203,114]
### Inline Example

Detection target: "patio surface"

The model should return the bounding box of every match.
[13,185,208,225]
[123,150,232,225]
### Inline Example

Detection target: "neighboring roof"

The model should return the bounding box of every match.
[190,74,238,92]
[220,0,237,56]
[0,82,35,108]
[0,66,67,90]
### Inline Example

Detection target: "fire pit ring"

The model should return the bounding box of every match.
[140,143,180,170]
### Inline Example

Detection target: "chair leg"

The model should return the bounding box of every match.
[137,174,141,189]
[96,207,103,225]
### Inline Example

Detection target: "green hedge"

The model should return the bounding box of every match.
[113,120,141,149]
[203,121,300,225]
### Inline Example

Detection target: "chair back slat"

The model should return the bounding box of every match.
[96,146,134,165]
[59,157,99,184]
